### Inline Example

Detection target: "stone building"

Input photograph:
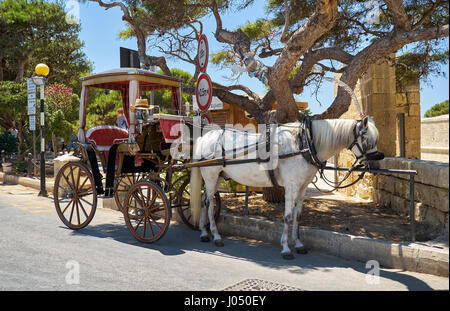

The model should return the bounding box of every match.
[421,114,449,163]
[334,57,449,239]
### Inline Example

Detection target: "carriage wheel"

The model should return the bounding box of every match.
[123,181,171,243]
[54,162,97,230]
[114,172,150,212]
[176,178,221,231]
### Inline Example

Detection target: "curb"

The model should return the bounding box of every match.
[2,172,448,277]
[0,172,54,194]
[217,213,449,278]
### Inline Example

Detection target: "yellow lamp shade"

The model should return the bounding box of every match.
[35,63,50,76]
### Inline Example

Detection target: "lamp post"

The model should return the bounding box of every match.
[32,63,49,197]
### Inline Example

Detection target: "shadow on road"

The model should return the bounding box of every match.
[66,218,437,291]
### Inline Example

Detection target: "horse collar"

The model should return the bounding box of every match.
[298,117,327,170]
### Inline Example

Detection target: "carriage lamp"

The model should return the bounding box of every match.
[33,63,50,197]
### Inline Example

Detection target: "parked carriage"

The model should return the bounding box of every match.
[53,68,220,243]
[54,68,390,258]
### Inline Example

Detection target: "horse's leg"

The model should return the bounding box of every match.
[281,185,298,260]
[200,167,223,246]
[292,185,308,254]
[199,196,210,242]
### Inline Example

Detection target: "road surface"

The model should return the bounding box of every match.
[0,184,448,292]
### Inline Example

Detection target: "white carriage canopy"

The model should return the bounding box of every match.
[77,68,183,143]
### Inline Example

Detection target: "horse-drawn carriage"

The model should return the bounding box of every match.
[53,68,220,243]
[54,68,389,258]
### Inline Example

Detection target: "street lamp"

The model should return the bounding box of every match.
[32,63,49,197]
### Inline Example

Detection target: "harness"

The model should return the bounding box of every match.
[300,117,376,191]
[202,117,381,190]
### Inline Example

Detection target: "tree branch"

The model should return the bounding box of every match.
[411,0,447,31]
[317,24,449,119]
[212,82,261,101]
[280,0,290,43]
[384,0,411,31]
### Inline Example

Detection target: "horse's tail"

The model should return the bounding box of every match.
[189,166,203,226]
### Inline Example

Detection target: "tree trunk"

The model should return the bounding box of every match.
[0,56,4,81]
[52,132,58,158]
[263,187,285,203]
[17,125,24,160]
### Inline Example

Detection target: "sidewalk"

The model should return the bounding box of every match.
[1,170,448,277]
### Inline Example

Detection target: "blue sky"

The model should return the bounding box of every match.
[74,0,449,117]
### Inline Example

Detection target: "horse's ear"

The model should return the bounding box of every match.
[361,116,369,129]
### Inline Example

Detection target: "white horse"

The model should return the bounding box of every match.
[191,116,383,259]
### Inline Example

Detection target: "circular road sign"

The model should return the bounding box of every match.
[201,111,212,125]
[195,73,213,112]
[197,34,209,73]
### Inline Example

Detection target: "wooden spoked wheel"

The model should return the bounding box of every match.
[176,178,221,231]
[114,172,150,212]
[54,162,97,230]
[123,181,171,243]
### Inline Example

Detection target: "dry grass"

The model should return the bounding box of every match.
[221,193,421,242]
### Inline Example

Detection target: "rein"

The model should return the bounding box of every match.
[298,117,368,192]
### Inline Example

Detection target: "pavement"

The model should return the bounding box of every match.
[0,170,449,281]
[0,184,448,291]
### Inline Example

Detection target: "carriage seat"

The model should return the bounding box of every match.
[86,125,129,165]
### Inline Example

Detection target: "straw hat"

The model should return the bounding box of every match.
[135,98,149,108]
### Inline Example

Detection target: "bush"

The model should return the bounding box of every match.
[0,131,18,155]
[424,100,449,118]
[13,160,28,173]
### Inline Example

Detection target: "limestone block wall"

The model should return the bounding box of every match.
[420,114,449,163]
[395,81,421,159]
[374,157,449,236]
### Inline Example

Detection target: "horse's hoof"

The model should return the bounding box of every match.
[282,252,294,260]
[214,239,224,247]
[200,236,210,243]
[295,246,308,254]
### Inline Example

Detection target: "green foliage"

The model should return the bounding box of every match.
[86,90,123,129]
[0,80,28,132]
[154,68,193,110]
[221,178,241,193]
[210,51,237,67]
[13,160,27,173]
[299,108,312,116]
[45,83,79,141]
[0,131,18,155]
[241,18,275,40]
[0,0,92,89]
[396,50,449,88]
[424,100,449,118]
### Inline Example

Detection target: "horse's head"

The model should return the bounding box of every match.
[348,116,384,168]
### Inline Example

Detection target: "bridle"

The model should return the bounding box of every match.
[348,119,385,163]
[313,118,384,192]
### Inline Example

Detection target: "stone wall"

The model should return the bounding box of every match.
[421,114,449,163]
[374,157,449,237]
[395,81,421,159]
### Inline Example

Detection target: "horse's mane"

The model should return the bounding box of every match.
[311,118,379,159]
[311,119,356,152]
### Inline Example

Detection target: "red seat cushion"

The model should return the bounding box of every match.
[86,126,129,167]
[86,125,129,151]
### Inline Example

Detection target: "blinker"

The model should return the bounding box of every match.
[365,151,384,161]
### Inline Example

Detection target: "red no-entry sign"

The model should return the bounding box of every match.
[195,73,212,112]
[197,34,209,73]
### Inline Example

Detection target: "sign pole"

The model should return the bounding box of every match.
[32,64,49,196]
[39,84,47,197]
[33,130,36,176]
[27,78,37,176]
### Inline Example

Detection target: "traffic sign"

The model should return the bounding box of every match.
[201,111,212,125]
[29,115,36,131]
[197,34,209,73]
[195,73,213,112]
[27,78,36,115]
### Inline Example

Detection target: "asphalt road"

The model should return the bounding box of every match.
[0,184,448,292]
